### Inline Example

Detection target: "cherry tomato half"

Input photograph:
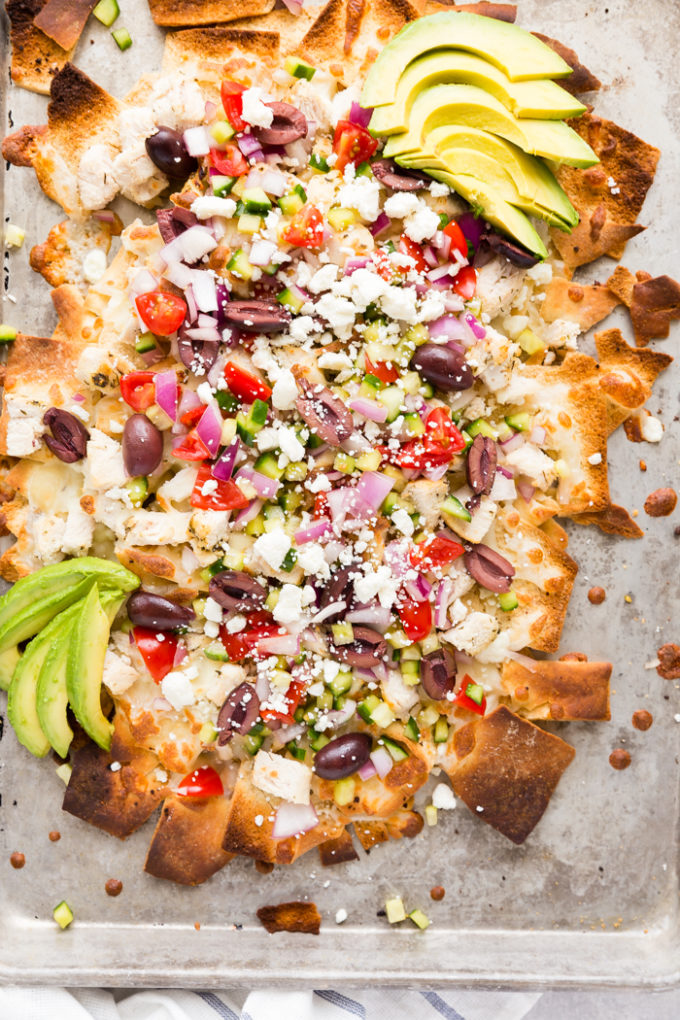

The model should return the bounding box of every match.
[424,407,466,453]
[120,371,156,412]
[443,219,469,260]
[397,593,433,641]
[190,463,251,512]
[452,264,477,299]
[135,291,187,336]
[398,235,429,274]
[133,627,178,683]
[224,361,272,403]
[281,204,324,249]
[454,674,487,716]
[172,429,211,462]
[177,765,224,799]
[209,144,248,178]
[332,120,378,173]
[409,535,465,571]
[260,676,307,725]
[180,403,208,428]
[220,80,246,132]
[364,355,399,385]
[218,612,282,663]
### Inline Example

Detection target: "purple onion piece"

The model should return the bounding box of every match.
[483,231,541,268]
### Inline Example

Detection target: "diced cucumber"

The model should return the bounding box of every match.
[334,776,356,807]
[402,412,425,437]
[210,121,235,145]
[418,705,439,729]
[283,461,307,482]
[499,590,519,611]
[254,452,284,480]
[309,153,330,173]
[288,741,307,762]
[309,728,330,752]
[204,641,229,662]
[278,191,306,216]
[277,286,306,313]
[356,450,382,472]
[278,489,302,513]
[385,896,406,923]
[0,325,17,343]
[334,452,356,474]
[135,331,156,354]
[466,418,498,439]
[327,670,352,697]
[331,622,354,645]
[212,174,237,197]
[361,374,383,395]
[381,492,400,516]
[465,682,485,705]
[425,804,438,826]
[518,327,546,356]
[433,717,449,743]
[280,549,297,572]
[53,901,74,929]
[124,476,148,508]
[379,386,404,422]
[227,248,254,281]
[409,909,431,930]
[405,716,420,742]
[381,737,408,764]
[505,412,531,432]
[284,56,316,80]
[112,27,132,50]
[92,0,119,25]
[372,703,396,729]
[263,503,285,523]
[243,724,266,756]
[242,187,272,215]
[215,390,239,413]
[327,207,358,231]
[55,763,72,785]
[237,213,262,235]
[441,496,471,522]
[199,721,218,744]
[357,694,380,723]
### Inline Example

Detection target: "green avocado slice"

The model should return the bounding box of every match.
[361,12,573,109]
[7,599,86,758]
[66,585,123,751]
[369,50,586,136]
[383,84,598,167]
[0,645,21,691]
[36,589,123,759]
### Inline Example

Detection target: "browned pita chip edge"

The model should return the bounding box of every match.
[257,901,321,935]
[502,658,611,721]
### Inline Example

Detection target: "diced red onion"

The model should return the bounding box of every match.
[355,471,394,511]
[173,641,188,668]
[164,260,194,291]
[369,211,390,237]
[497,465,514,479]
[258,631,300,656]
[208,354,229,389]
[404,572,432,603]
[72,392,85,403]
[499,432,524,454]
[191,270,218,313]
[349,101,373,128]
[346,605,392,632]
[370,746,393,780]
[196,403,223,456]
[204,100,217,120]
[130,269,159,296]
[236,466,280,500]
[311,600,347,624]
[176,388,202,421]
[340,431,372,456]
[181,545,200,574]
[212,439,240,481]
[433,230,451,259]
[422,244,439,268]
[458,211,484,248]
[249,239,278,266]
[435,578,454,629]
[294,518,331,545]
[344,256,371,274]
[234,498,263,528]
[272,802,318,840]
[260,169,288,197]
[93,210,115,223]
[154,370,178,422]
[255,671,270,702]
[384,539,411,578]
[428,314,468,342]
[428,262,455,282]
[176,225,218,264]
[505,650,540,670]
[349,397,388,423]
[238,133,265,158]
[423,460,450,482]
[516,478,535,503]
[464,312,486,340]
[322,699,357,730]
[529,426,546,445]
[184,126,211,157]
[358,759,377,781]
[442,292,465,312]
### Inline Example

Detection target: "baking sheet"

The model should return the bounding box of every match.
[1,0,680,990]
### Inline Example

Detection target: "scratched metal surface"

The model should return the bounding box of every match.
[1,0,679,989]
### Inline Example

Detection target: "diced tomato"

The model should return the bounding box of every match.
[260,677,308,725]
[220,80,246,131]
[173,429,211,462]
[454,674,487,716]
[443,219,469,260]
[281,204,324,249]
[364,355,399,384]
[372,247,398,282]
[180,403,207,427]
[409,534,465,571]
[424,407,466,452]
[398,235,429,274]
[332,120,378,173]
[190,463,250,511]
[120,371,156,412]
[313,492,330,519]
[177,765,224,799]
[452,264,477,299]
[133,627,178,683]
[218,611,282,663]
[379,437,452,471]
[224,361,272,403]
[209,144,248,178]
[397,593,433,642]
[135,291,187,336]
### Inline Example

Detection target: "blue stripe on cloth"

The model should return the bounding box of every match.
[196,991,240,1020]
[421,991,466,1020]
[315,989,367,1017]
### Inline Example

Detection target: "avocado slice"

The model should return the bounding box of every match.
[361,12,573,109]
[0,556,139,655]
[66,585,122,751]
[383,84,598,168]
[369,50,586,136]
[7,600,85,758]
[37,589,122,759]
[0,645,21,691]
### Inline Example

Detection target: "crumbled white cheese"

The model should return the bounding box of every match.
[403,203,440,244]
[432,783,456,810]
[204,597,224,623]
[335,908,348,924]
[443,612,499,656]
[191,195,237,220]
[318,351,353,372]
[273,583,306,626]
[278,427,306,462]
[82,249,108,284]
[429,181,450,197]
[241,87,274,128]
[384,193,420,220]
[308,264,339,294]
[161,670,196,710]
[272,370,299,411]
[102,649,138,696]
[225,614,246,634]
[354,565,400,609]
[253,529,292,570]
[641,413,663,443]
[296,542,330,580]
[380,285,418,324]
[252,750,311,805]
[336,175,382,222]
[391,507,414,537]
[315,293,357,338]
[587,452,602,466]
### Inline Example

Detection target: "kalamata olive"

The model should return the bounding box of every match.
[466,434,497,496]
[145,126,198,179]
[313,731,372,780]
[209,570,266,611]
[318,565,355,620]
[333,626,387,667]
[420,648,456,700]
[122,414,163,477]
[217,682,261,745]
[43,408,89,463]
[464,544,515,594]
[127,591,195,631]
[371,159,429,191]
[483,231,540,268]
[410,343,473,391]
[156,206,198,243]
[177,324,220,374]
[295,376,354,447]
[254,102,308,146]
[220,299,291,333]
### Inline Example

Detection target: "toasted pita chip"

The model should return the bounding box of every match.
[570,502,644,539]
[6,0,73,94]
[606,265,637,307]
[353,819,390,850]
[629,275,680,347]
[540,276,620,331]
[33,0,96,51]
[62,713,164,838]
[145,794,234,885]
[257,901,321,935]
[593,328,672,433]
[550,113,659,272]
[51,284,86,341]
[446,705,575,845]
[318,829,360,866]
[149,0,275,27]
[29,217,112,290]
[162,27,280,74]
[502,658,611,721]
[532,32,601,95]
[228,6,317,53]
[539,517,569,553]
[425,1,516,21]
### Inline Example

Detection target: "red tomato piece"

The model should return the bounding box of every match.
[177,765,224,799]
[364,355,399,385]
[281,204,324,249]
[180,403,207,427]
[398,235,429,274]
[379,438,452,471]
[173,429,211,462]
[452,264,477,299]
[220,80,246,132]
[120,371,156,412]
[190,463,250,511]
[260,677,308,725]
[332,120,378,173]
[409,535,465,571]
[224,361,272,403]
[218,612,282,663]
[424,407,466,453]
[135,291,187,336]
[443,219,469,260]
[133,627,178,683]
[313,492,330,519]
[209,144,248,178]
[397,593,433,641]
[454,674,487,716]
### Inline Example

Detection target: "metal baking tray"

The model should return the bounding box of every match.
[1,0,679,989]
